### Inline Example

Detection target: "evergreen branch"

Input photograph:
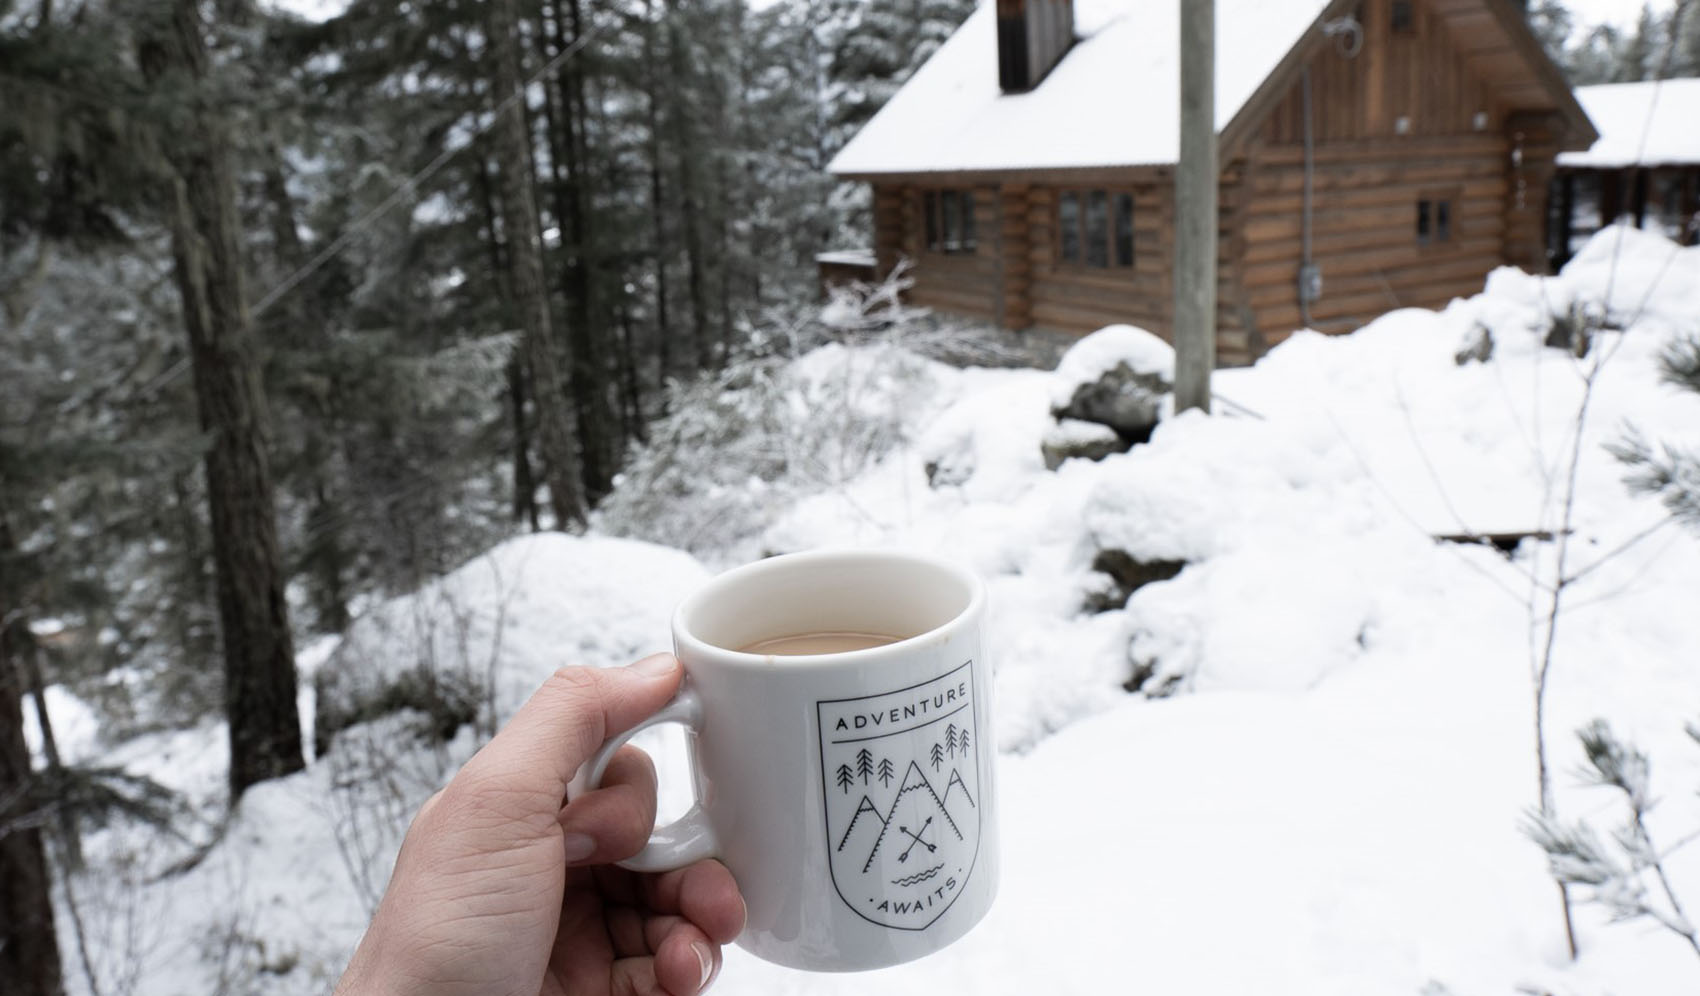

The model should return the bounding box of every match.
[1660,332,1700,395]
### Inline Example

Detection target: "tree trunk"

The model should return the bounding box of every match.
[488,0,586,528]
[542,0,617,502]
[615,299,647,445]
[169,467,218,668]
[0,516,66,996]
[20,642,79,870]
[139,0,304,800]
[662,0,713,370]
[262,157,350,634]
[642,0,673,394]
[508,359,541,530]
[474,154,541,530]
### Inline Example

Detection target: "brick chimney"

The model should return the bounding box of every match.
[997,0,1074,93]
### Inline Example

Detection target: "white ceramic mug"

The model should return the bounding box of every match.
[578,549,998,972]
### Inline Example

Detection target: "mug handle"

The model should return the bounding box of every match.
[575,683,720,874]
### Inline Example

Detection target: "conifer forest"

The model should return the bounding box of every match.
[2,0,969,987]
[5,0,1700,993]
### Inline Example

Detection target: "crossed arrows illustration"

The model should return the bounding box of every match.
[897,817,935,863]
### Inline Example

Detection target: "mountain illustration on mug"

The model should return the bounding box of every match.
[817,661,982,930]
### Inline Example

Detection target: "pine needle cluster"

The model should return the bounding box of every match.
[1524,719,1700,967]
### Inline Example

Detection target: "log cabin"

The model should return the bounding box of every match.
[1548,79,1700,268]
[827,0,1597,366]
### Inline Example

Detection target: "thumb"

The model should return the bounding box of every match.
[452,654,683,822]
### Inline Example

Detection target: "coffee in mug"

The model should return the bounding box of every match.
[738,631,899,655]
[575,549,998,971]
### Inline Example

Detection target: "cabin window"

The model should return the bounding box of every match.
[1416,197,1453,246]
[1058,189,1135,268]
[923,190,977,254]
[1390,0,1413,34]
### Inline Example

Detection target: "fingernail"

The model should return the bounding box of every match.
[692,941,714,992]
[629,654,677,679]
[562,832,596,863]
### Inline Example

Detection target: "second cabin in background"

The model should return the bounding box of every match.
[828,0,1597,366]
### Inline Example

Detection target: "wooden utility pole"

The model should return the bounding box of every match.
[1174,0,1215,413]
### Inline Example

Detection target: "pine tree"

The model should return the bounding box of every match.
[856,746,874,783]
[1525,0,1574,73]
[1526,719,1700,971]
[877,756,895,786]
[1613,4,1657,81]
[138,0,304,799]
[488,0,587,528]
[1610,332,1700,527]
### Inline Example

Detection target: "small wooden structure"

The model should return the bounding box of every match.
[829,0,1596,366]
[1547,79,1700,267]
[816,249,879,295]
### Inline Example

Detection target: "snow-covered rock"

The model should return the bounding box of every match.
[1040,417,1124,470]
[1049,325,1175,403]
[1049,325,1175,442]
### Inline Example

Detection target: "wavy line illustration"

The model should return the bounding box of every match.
[890,863,945,888]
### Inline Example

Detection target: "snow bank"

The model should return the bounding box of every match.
[319,534,708,733]
[61,230,1700,996]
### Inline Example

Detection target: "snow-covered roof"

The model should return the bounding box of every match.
[829,0,1331,176]
[1557,79,1700,169]
[816,249,878,266]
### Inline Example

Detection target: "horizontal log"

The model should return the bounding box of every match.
[1032,300,1169,335]
[1253,271,1497,331]
[1253,133,1505,165]
[1030,283,1164,314]
[1242,222,1487,264]
[1244,177,1507,218]
[1250,158,1506,196]
[915,252,995,274]
[911,287,998,318]
[1243,196,1503,243]
[1246,254,1499,310]
[1241,237,1503,289]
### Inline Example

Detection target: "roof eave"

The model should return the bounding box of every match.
[1481,0,1598,149]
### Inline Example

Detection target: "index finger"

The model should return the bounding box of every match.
[450,655,683,830]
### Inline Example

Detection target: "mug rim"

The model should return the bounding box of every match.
[671,548,985,670]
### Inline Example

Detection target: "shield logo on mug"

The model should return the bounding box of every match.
[816,660,981,931]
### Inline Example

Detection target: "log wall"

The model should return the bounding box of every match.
[1235,0,1533,348]
[1259,0,1504,144]
[860,0,1567,366]
[1236,136,1509,346]
[874,183,1003,323]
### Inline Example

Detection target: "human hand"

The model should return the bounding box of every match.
[333,654,746,996]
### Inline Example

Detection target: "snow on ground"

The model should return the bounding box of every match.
[40,226,1700,995]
